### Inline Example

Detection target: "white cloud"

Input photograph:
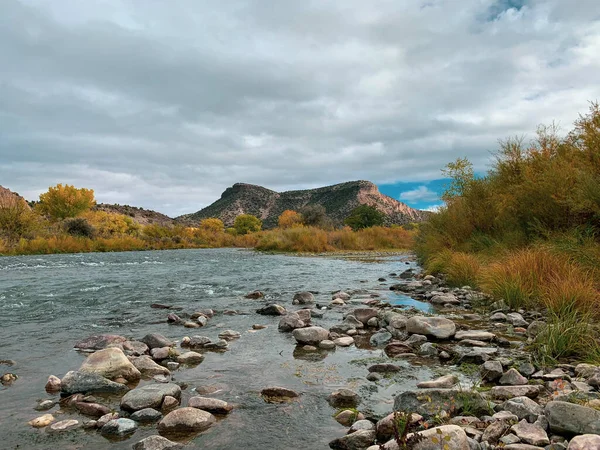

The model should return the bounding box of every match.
[424,204,444,213]
[399,186,440,203]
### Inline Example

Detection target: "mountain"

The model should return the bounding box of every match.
[95,204,174,226]
[0,186,30,209]
[178,180,429,228]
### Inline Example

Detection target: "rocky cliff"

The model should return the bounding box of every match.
[0,186,30,209]
[178,180,429,228]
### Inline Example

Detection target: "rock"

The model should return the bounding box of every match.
[293,291,315,305]
[28,414,55,428]
[368,364,401,373]
[35,400,56,411]
[519,362,536,377]
[61,371,129,395]
[256,304,286,316]
[507,313,529,327]
[376,413,423,442]
[335,410,366,426]
[188,396,232,414]
[328,389,360,408]
[330,299,346,306]
[482,420,510,445]
[352,308,378,324]
[79,347,141,382]
[343,315,365,329]
[500,368,528,386]
[177,352,204,365]
[490,312,507,321]
[417,374,458,389]
[97,412,119,428]
[370,331,393,347]
[419,342,438,357]
[75,401,110,417]
[218,330,241,341]
[161,396,179,411]
[183,321,200,328]
[203,339,229,350]
[157,407,216,437]
[334,337,355,347]
[384,341,414,357]
[481,361,503,381]
[141,334,174,350]
[329,430,376,450]
[545,401,600,435]
[405,316,456,339]
[132,355,171,377]
[575,363,599,378]
[511,419,549,446]
[408,425,470,450]
[319,340,336,350]
[493,411,519,422]
[74,334,127,351]
[502,445,545,450]
[293,326,330,345]
[406,334,428,345]
[121,383,181,412]
[568,434,600,450]
[261,386,300,402]
[183,335,211,349]
[45,374,62,392]
[455,346,498,363]
[130,408,163,423]
[455,330,495,341]
[132,435,183,450]
[491,385,541,400]
[394,390,488,418]
[499,433,521,445]
[431,294,461,305]
[151,347,173,360]
[100,418,138,437]
[245,290,264,299]
[333,291,351,301]
[388,315,408,330]
[252,324,267,330]
[279,313,305,332]
[48,419,80,433]
[503,396,544,422]
[367,317,379,327]
[366,373,382,382]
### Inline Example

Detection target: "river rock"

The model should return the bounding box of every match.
[203,339,228,350]
[511,419,549,446]
[157,407,215,437]
[482,420,510,445]
[177,352,204,365]
[256,304,286,316]
[75,401,110,417]
[245,290,264,299]
[419,342,438,357]
[279,313,305,332]
[151,347,172,360]
[45,375,61,392]
[329,429,376,450]
[394,390,487,418]
[293,326,330,344]
[431,294,461,305]
[132,355,171,377]
[332,291,351,301]
[545,401,600,435]
[491,385,542,400]
[218,330,241,341]
[141,334,174,350]
[162,396,179,411]
[384,341,414,357]
[417,374,458,389]
[506,313,528,327]
[368,364,401,373]
[407,425,469,450]
[131,408,163,423]
[133,435,183,450]
[352,308,378,324]
[48,419,80,433]
[370,331,393,347]
[406,316,456,339]
[319,340,336,350]
[376,412,423,442]
[188,396,232,415]
[568,434,600,449]
[121,383,181,412]
[334,336,354,347]
[455,346,498,363]
[79,347,141,382]
[97,412,119,428]
[28,414,55,428]
[455,330,495,341]
[328,389,360,408]
[502,396,544,422]
[61,371,129,395]
[481,360,503,381]
[490,312,507,321]
[293,292,315,305]
[575,363,599,378]
[74,334,127,351]
[335,410,366,426]
[261,386,300,402]
[35,400,56,411]
[100,418,138,437]
[500,368,528,386]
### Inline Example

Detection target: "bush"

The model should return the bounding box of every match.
[278,210,303,229]
[299,205,330,228]
[234,214,262,235]
[37,184,95,220]
[64,218,95,238]
[199,218,225,233]
[344,205,385,230]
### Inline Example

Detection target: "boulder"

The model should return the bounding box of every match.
[482,420,510,445]
[511,419,549,446]
[506,313,528,327]
[218,330,241,340]
[502,396,544,422]
[256,304,286,316]
[132,355,171,377]
[293,292,315,305]
[74,334,127,351]
[278,313,305,332]
[79,347,141,382]
[157,407,215,437]
[121,383,181,412]
[61,371,129,395]
[328,389,360,408]
[568,435,600,450]
[384,341,413,357]
[132,435,183,450]
[329,429,376,450]
[332,291,351,301]
[130,408,163,423]
[293,326,330,345]
[500,368,528,386]
[545,401,600,435]
[100,418,138,437]
[336,410,366,426]
[368,364,401,373]
[406,316,456,339]
[491,385,541,400]
[141,334,174,350]
[188,396,232,415]
[408,425,469,450]
[352,308,378,324]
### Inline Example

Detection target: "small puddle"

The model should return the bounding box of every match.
[387,293,433,313]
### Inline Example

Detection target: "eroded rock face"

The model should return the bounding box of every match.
[405,316,456,339]
[121,383,182,412]
[157,407,216,437]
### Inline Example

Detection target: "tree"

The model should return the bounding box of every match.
[344,205,385,230]
[199,218,225,233]
[234,214,262,235]
[299,204,329,228]
[278,210,303,229]
[441,158,474,202]
[0,196,39,242]
[38,184,95,220]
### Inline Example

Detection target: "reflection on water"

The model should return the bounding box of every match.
[388,293,434,313]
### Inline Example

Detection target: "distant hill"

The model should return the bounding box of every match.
[0,186,30,209]
[95,204,174,227]
[177,180,429,228]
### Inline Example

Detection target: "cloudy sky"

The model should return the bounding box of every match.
[1,0,599,216]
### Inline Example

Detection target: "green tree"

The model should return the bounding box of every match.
[37,184,96,220]
[234,214,262,235]
[441,157,475,202]
[344,204,385,230]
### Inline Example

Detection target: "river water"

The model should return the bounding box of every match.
[0,248,434,450]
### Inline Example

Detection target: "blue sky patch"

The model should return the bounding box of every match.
[378,179,449,211]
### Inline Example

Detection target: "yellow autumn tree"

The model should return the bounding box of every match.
[37,184,96,220]
[83,210,140,237]
[199,218,225,233]
[0,196,40,242]
[278,210,303,229]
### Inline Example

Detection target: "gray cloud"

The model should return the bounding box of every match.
[1,0,599,216]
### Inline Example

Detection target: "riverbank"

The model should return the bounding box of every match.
[3,249,600,449]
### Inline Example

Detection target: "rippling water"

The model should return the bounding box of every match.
[0,248,432,450]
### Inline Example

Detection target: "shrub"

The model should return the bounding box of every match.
[278,210,303,229]
[233,214,262,235]
[64,218,95,238]
[299,205,330,228]
[37,184,95,220]
[344,205,385,230]
[199,218,225,233]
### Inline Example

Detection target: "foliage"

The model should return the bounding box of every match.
[278,210,303,229]
[234,214,262,235]
[344,204,385,230]
[83,210,140,237]
[0,197,40,242]
[299,204,330,228]
[378,411,426,450]
[199,218,225,233]
[63,218,95,238]
[37,184,95,220]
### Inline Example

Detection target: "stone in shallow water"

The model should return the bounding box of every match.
[329,430,376,450]
[48,419,80,433]
[187,396,232,415]
[132,355,171,377]
[121,383,181,412]
[74,334,127,351]
[157,407,215,438]
[141,333,174,350]
[293,326,330,345]
[130,408,163,423]
[335,409,365,426]
[292,291,315,305]
[28,414,55,428]
[132,435,183,450]
[278,313,305,332]
[334,336,354,347]
[260,386,300,403]
[256,304,286,316]
[100,418,138,438]
[328,389,360,408]
[405,316,456,339]
[61,371,129,395]
[176,352,204,365]
[417,374,458,389]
